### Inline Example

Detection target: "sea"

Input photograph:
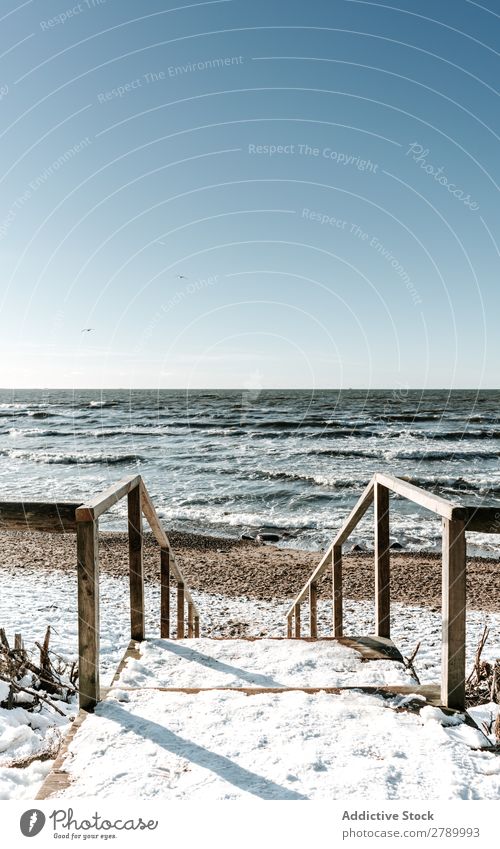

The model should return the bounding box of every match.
[0,388,499,557]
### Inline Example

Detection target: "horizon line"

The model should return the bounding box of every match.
[0,387,498,392]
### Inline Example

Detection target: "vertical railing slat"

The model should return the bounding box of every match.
[188,602,195,638]
[77,518,100,711]
[177,582,185,638]
[294,603,301,639]
[309,583,318,638]
[332,544,343,637]
[160,547,170,638]
[374,483,390,638]
[128,485,145,641]
[441,518,466,709]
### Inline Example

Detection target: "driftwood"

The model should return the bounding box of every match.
[490,660,500,704]
[465,625,499,709]
[0,626,78,714]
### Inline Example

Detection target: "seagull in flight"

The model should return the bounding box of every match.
[81,328,95,333]
[176,274,188,279]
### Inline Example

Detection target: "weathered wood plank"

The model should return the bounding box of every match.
[34,711,88,799]
[177,582,185,639]
[334,477,376,546]
[287,616,292,639]
[143,483,201,623]
[114,684,441,704]
[77,519,100,711]
[441,518,466,710]
[337,635,403,663]
[194,615,200,638]
[286,477,375,616]
[0,502,79,533]
[140,482,170,548]
[128,486,144,642]
[374,483,390,638]
[188,602,195,638]
[75,474,141,521]
[294,603,301,639]
[160,547,170,639]
[309,583,317,638]
[464,506,500,534]
[375,472,465,520]
[332,544,343,637]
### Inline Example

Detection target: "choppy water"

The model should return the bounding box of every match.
[0,389,499,556]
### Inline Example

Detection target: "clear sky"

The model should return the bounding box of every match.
[0,0,498,389]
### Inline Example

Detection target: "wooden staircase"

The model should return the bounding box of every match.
[1,472,497,799]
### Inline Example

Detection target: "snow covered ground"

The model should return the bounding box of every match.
[1,566,499,686]
[117,637,415,689]
[58,688,500,800]
[0,565,499,800]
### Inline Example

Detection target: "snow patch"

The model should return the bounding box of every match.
[117,638,415,690]
[58,689,500,800]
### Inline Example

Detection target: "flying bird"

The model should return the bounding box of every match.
[81,328,95,333]
[176,274,188,279]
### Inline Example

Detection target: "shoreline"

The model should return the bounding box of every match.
[0,529,498,612]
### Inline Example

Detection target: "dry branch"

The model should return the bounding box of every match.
[465,625,498,708]
[0,627,78,715]
[404,642,421,685]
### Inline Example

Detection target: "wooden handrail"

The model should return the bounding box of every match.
[373,473,466,520]
[76,474,142,521]
[76,474,201,710]
[463,505,500,533]
[286,471,500,711]
[285,476,376,617]
[0,501,81,533]
[139,480,200,619]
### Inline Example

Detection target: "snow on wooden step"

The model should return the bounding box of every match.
[58,689,500,800]
[116,638,414,689]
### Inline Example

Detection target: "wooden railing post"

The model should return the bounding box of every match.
[128,485,144,641]
[374,483,390,638]
[160,547,170,638]
[287,615,292,638]
[77,518,100,711]
[194,614,200,638]
[332,544,343,637]
[442,518,466,710]
[177,582,185,638]
[309,583,318,638]
[294,603,301,639]
[188,602,195,638]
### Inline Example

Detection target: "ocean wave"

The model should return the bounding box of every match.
[24,429,74,438]
[0,411,27,418]
[251,469,359,488]
[8,450,143,466]
[252,428,380,439]
[379,414,440,422]
[307,448,380,459]
[407,429,500,441]
[88,400,119,408]
[27,411,56,419]
[394,449,500,462]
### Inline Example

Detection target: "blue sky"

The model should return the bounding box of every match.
[0,0,498,389]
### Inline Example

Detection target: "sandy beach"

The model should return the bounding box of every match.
[1,529,498,612]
